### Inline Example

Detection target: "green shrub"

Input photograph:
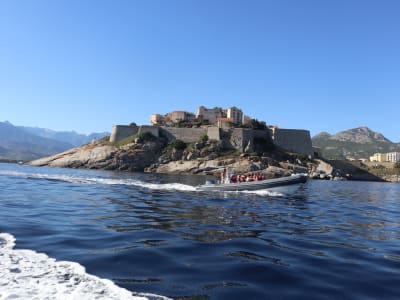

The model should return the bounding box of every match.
[137,132,157,142]
[199,133,208,143]
[112,132,157,147]
[113,135,137,147]
[168,139,187,150]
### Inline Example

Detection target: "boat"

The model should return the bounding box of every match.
[196,173,308,192]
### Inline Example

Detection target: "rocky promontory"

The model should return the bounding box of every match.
[28,133,390,182]
[28,134,311,178]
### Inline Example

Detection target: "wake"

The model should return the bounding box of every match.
[0,232,170,300]
[0,169,288,196]
[0,169,197,192]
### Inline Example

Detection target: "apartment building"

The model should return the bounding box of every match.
[369,153,386,162]
[386,152,400,162]
[196,106,224,124]
[226,107,243,125]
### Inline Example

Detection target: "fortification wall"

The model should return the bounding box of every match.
[217,128,272,152]
[110,124,311,157]
[109,125,139,143]
[207,127,221,141]
[160,127,207,143]
[138,125,159,138]
[228,129,245,151]
[270,128,313,157]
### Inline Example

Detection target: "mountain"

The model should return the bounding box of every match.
[312,127,400,159]
[0,122,73,161]
[18,126,109,147]
[0,121,110,161]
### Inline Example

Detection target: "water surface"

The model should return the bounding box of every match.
[1,163,399,299]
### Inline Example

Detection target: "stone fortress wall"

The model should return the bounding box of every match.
[110,124,313,157]
[159,127,207,143]
[269,128,313,157]
[109,125,139,143]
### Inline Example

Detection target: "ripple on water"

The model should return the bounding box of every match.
[2,165,400,299]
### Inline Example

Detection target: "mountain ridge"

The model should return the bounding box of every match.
[0,121,109,161]
[19,125,109,147]
[312,127,399,159]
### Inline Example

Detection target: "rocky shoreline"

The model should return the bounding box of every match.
[28,135,393,182]
[28,136,311,178]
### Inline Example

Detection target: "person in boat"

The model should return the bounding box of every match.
[229,172,266,183]
[220,167,234,184]
[220,169,226,183]
[230,174,237,183]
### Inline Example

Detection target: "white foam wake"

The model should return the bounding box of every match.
[0,170,196,192]
[241,189,285,196]
[0,233,170,300]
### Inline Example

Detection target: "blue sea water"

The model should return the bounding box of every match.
[1,163,400,299]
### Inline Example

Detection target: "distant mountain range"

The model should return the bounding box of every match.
[18,126,109,148]
[312,127,400,159]
[0,121,109,161]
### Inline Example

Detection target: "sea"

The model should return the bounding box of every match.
[1,163,400,300]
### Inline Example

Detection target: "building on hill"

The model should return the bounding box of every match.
[150,114,165,125]
[386,152,400,162]
[369,153,386,162]
[196,106,224,125]
[196,106,245,126]
[217,117,234,128]
[226,106,243,125]
[166,111,196,124]
[151,105,246,127]
[242,114,253,126]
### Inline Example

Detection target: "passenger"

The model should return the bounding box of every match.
[230,175,237,183]
[221,169,226,183]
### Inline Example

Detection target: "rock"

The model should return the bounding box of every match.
[207,153,219,160]
[28,139,165,172]
[244,140,253,153]
[194,142,203,150]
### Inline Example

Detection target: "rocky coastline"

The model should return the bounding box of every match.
[28,135,312,178]
[27,134,394,183]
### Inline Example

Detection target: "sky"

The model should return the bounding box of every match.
[0,0,399,141]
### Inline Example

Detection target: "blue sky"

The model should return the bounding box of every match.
[1,0,399,141]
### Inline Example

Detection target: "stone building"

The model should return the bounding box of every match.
[196,106,224,124]
[226,107,243,125]
[217,117,234,128]
[166,111,196,123]
[150,114,165,125]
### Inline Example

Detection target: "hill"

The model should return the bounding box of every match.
[19,126,109,147]
[312,127,400,159]
[0,121,73,161]
[0,121,109,161]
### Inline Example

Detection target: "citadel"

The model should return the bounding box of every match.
[110,106,315,158]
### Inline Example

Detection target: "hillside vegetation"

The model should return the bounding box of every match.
[312,127,400,159]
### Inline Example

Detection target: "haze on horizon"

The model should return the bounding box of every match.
[1,0,399,142]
